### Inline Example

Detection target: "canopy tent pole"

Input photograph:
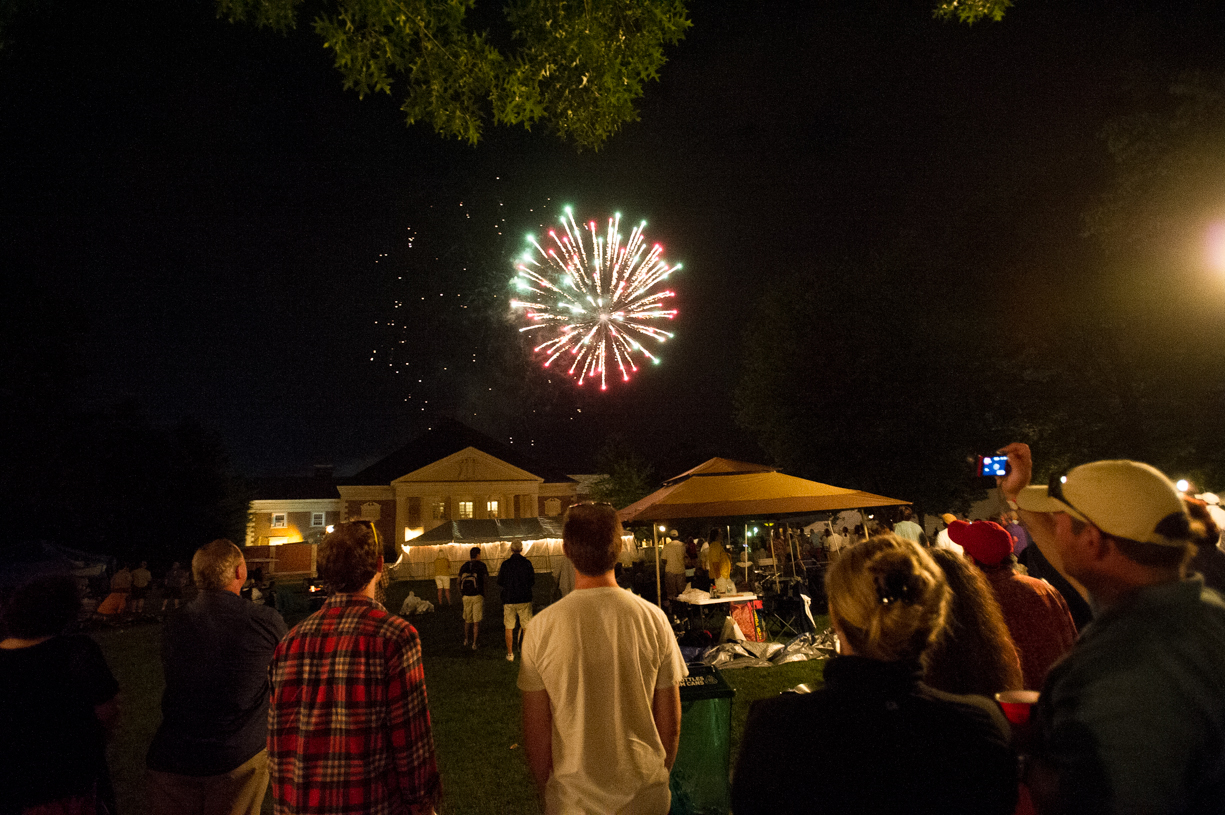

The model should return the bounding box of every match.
[737,522,750,584]
[652,524,663,609]
[788,522,800,579]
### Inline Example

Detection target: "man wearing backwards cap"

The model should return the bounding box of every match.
[997,442,1225,815]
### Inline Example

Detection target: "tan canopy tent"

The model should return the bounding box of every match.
[662,457,776,485]
[618,464,910,523]
[618,459,911,602]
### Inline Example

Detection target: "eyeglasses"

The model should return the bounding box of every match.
[1047,471,1091,525]
[348,519,381,545]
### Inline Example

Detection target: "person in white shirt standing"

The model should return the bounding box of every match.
[519,502,687,814]
[934,513,965,555]
[661,532,688,602]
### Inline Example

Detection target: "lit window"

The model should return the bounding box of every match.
[458,501,473,519]
[311,512,325,527]
[433,501,447,520]
[271,513,287,529]
[487,500,499,518]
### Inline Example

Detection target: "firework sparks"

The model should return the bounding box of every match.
[509,208,680,390]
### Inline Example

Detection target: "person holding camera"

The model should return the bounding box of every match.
[999,442,1225,814]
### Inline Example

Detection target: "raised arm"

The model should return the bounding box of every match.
[998,442,1090,603]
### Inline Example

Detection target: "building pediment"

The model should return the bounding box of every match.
[391,447,544,485]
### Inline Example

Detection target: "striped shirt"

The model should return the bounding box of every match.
[268,594,441,814]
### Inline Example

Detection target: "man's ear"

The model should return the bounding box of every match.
[1082,524,1111,564]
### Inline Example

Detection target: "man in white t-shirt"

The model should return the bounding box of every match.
[519,502,686,815]
[934,513,965,555]
[820,529,838,559]
[661,532,688,601]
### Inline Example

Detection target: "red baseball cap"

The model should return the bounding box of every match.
[947,520,1012,566]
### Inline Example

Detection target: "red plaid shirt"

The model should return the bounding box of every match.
[268,594,441,814]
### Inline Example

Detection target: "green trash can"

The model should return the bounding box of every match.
[670,664,735,815]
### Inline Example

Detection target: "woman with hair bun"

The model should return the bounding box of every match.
[731,534,1017,815]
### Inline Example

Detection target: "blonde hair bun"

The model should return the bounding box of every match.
[826,534,950,663]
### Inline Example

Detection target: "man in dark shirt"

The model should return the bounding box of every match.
[1001,444,1225,814]
[498,540,536,661]
[146,539,287,815]
[458,546,489,650]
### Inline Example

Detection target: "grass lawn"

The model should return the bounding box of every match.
[93,579,827,815]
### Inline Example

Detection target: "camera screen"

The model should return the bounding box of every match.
[980,456,1009,477]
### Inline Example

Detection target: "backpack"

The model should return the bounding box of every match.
[459,564,480,594]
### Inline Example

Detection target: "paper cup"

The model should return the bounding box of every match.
[995,690,1040,725]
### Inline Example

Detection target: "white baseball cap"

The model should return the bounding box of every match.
[1017,459,1191,547]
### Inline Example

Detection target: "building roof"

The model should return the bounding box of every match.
[250,473,340,501]
[343,419,575,485]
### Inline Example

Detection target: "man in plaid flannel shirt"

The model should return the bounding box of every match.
[268,522,441,815]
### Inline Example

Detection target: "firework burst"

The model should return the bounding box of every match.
[509,208,680,390]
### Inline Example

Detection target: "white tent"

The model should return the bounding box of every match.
[388,518,633,580]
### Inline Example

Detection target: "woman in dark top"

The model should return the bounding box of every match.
[731,534,1017,815]
[0,574,120,815]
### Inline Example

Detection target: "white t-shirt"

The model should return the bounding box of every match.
[934,528,964,555]
[662,540,687,575]
[893,520,924,543]
[518,586,687,815]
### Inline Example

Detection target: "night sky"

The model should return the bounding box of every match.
[4,0,1225,479]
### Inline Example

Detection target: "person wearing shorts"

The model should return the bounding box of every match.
[498,540,536,661]
[458,547,488,650]
[162,562,188,611]
[434,554,451,607]
[131,561,153,615]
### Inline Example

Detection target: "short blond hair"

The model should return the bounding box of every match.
[193,539,244,592]
[825,534,949,663]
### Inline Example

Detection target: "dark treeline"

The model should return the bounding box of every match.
[1,281,250,566]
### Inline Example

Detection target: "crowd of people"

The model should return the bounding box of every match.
[89,558,269,622]
[733,442,1225,814]
[4,441,1225,814]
